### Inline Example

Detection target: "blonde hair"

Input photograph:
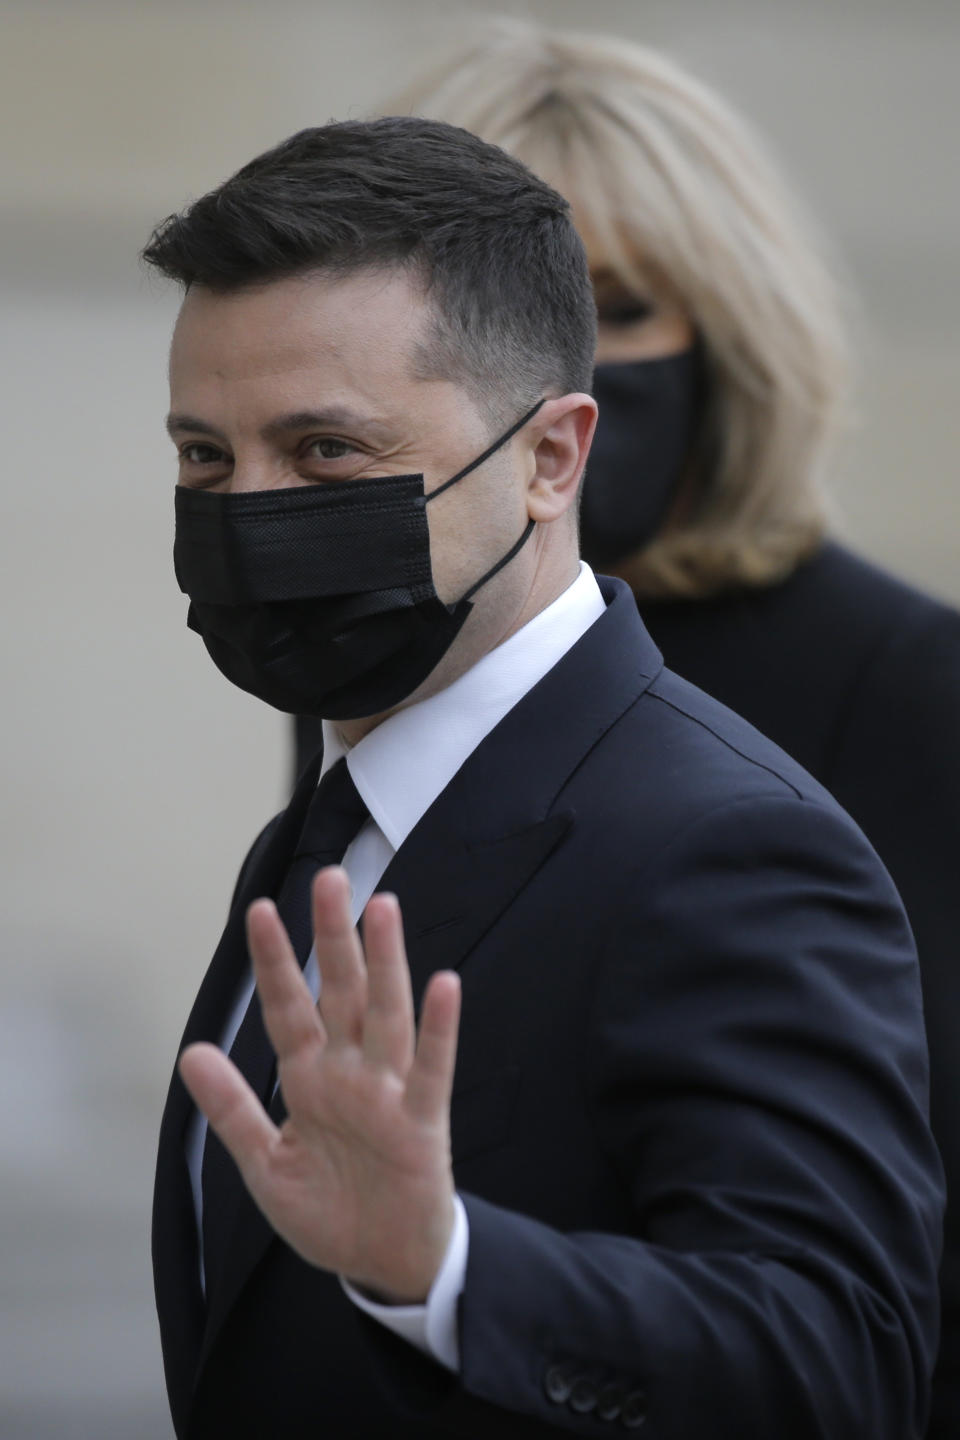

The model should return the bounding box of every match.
[385,19,850,597]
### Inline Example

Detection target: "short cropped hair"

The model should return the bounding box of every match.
[142,116,596,427]
[388,21,850,597]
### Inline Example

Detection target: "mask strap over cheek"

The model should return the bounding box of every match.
[423,395,546,606]
[425,397,546,504]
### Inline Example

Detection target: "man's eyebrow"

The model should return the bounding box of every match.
[259,408,397,443]
[165,413,229,442]
[164,408,397,444]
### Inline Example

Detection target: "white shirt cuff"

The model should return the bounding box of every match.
[339,1192,467,1373]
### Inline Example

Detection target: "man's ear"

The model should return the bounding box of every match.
[525,394,597,523]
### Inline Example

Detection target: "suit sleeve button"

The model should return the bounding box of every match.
[596,1383,624,1420]
[543,1364,574,1404]
[569,1377,598,1413]
[620,1390,647,1428]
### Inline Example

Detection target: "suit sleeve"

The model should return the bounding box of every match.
[451,796,943,1438]
[825,605,960,1439]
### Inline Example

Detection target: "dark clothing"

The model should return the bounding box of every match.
[639,541,960,1440]
[159,577,943,1438]
[303,540,960,1434]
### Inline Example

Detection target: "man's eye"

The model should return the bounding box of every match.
[305,437,355,461]
[181,443,224,464]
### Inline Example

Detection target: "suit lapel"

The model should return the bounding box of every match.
[385,811,574,1007]
[387,576,663,1007]
[188,579,663,1395]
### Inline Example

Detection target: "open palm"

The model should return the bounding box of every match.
[179,867,461,1303]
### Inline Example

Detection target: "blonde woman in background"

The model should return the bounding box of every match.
[294,20,960,1434]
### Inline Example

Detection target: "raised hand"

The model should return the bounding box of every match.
[179,866,461,1303]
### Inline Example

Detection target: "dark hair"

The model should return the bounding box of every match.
[142,116,596,424]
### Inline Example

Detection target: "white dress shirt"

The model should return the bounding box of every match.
[185,562,606,1369]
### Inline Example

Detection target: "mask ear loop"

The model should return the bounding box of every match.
[424,396,546,605]
[460,517,537,601]
[425,398,546,504]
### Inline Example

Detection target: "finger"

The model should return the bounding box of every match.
[179,1041,279,1195]
[246,898,326,1061]
[312,867,367,1046]
[361,892,415,1073]
[403,971,461,1125]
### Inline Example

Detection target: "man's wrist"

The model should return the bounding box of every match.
[341,1194,468,1373]
[344,1188,457,1304]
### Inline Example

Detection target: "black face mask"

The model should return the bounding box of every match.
[173,401,544,720]
[580,347,703,568]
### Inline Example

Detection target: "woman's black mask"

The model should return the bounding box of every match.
[173,401,544,720]
[581,348,703,568]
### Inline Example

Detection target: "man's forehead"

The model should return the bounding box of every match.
[165,269,481,447]
[170,267,432,386]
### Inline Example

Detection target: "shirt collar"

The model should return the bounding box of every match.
[320,562,605,851]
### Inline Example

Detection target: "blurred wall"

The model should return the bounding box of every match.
[1,2,957,1435]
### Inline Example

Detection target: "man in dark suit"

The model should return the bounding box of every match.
[146,118,943,1438]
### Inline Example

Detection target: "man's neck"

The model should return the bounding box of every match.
[333,553,581,748]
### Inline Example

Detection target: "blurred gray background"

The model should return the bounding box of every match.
[0,1,957,1435]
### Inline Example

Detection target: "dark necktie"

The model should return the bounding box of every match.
[200,758,369,1296]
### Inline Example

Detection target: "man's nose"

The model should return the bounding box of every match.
[228,456,299,494]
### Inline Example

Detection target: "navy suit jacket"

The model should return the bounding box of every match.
[154,578,943,1439]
